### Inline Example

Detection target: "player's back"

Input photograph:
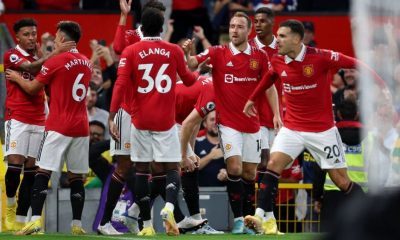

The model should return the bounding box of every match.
[126,39,196,131]
[38,50,92,137]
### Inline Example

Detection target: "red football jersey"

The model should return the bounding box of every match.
[116,37,197,131]
[196,43,269,133]
[249,36,283,128]
[113,25,142,55]
[35,49,92,137]
[175,76,215,124]
[250,45,385,132]
[4,45,46,125]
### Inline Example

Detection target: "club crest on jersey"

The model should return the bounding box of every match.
[225,143,232,151]
[10,140,17,149]
[124,142,131,150]
[303,65,314,77]
[249,59,259,70]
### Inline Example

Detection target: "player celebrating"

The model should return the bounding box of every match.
[3,18,74,231]
[109,8,197,236]
[183,11,281,234]
[96,1,168,235]
[6,21,92,235]
[243,19,387,234]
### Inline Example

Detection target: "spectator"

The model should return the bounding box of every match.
[302,21,316,47]
[195,111,226,186]
[87,82,110,140]
[253,0,297,12]
[332,68,359,121]
[170,0,216,50]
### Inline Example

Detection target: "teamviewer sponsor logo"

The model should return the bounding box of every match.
[225,74,234,83]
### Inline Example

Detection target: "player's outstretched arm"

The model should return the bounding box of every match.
[5,69,44,95]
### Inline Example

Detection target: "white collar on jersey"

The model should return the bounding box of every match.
[284,44,306,64]
[229,42,251,55]
[15,45,31,57]
[137,25,144,40]
[142,36,162,41]
[69,48,78,53]
[254,35,277,50]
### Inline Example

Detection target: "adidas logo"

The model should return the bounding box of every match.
[226,61,233,67]
[334,159,340,164]
[200,150,207,155]
[281,70,287,77]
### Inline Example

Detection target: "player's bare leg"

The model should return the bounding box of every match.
[327,168,364,197]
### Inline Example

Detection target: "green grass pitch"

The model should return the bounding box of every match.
[0,233,320,240]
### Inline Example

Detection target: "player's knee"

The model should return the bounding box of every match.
[242,170,256,181]
[227,164,242,176]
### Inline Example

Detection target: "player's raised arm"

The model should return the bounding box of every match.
[176,46,197,86]
[182,38,199,69]
[6,69,44,95]
[113,0,133,54]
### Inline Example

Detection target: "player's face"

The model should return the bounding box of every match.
[254,13,273,39]
[54,29,66,49]
[229,16,250,47]
[86,89,97,108]
[277,26,300,55]
[204,111,218,137]
[16,26,37,52]
[90,125,105,144]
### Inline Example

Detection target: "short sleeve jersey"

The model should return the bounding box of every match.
[4,45,46,125]
[35,49,92,137]
[196,42,269,133]
[117,38,197,131]
[249,36,283,128]
[175,76,215,124]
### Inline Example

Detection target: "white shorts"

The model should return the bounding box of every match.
[110,108,131,156]
[218,124,261,163]
[4,119,45,158]
[271,127,347,169]
[37,131,89,174]
[260,126,276,150]
[130,124,181,163]
[176,123,195,158]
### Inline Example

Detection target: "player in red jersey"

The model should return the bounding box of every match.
[3,18,74,231]
[6,21,92,235]
[96,1,167,235]
[248,7,283,219]
[113,0,166,55]
[184,11,281,234]
[109,8,197,236]
[243,19,387,234]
